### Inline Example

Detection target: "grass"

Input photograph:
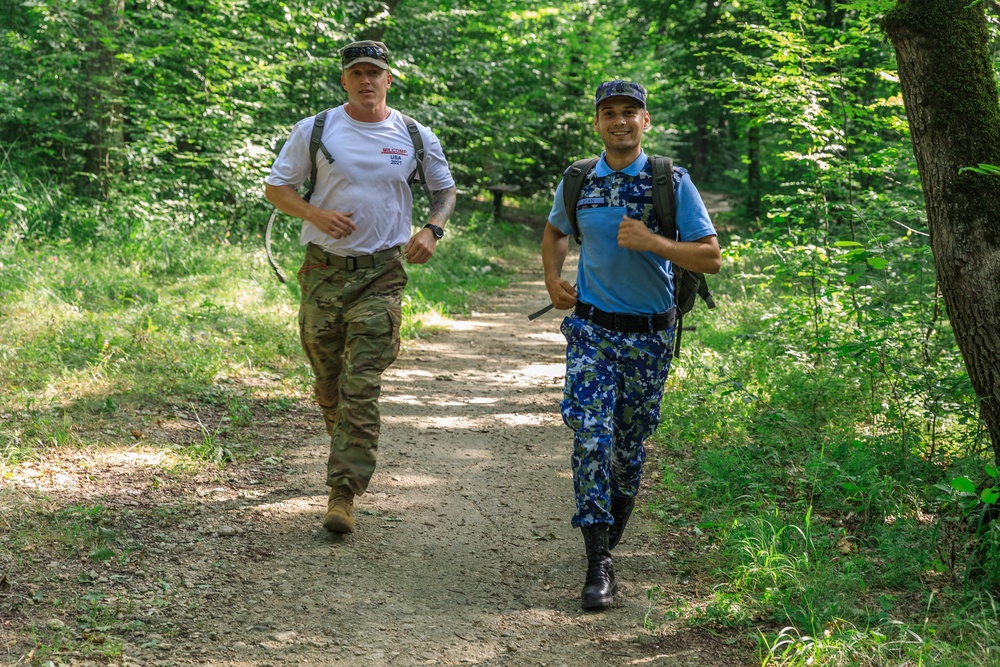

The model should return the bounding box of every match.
[645,224,1000,665]
[0,200,540,468]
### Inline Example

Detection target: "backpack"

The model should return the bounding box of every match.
[265,108,429,283]
[561,155,716,357]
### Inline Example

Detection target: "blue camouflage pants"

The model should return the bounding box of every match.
[560,316,676,528]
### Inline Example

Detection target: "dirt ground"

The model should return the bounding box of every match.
[1,238,755,666]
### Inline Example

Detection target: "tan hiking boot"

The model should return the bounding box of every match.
[323,486,355,533]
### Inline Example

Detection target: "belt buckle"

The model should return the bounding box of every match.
[346,256,358,271]
[613,313,622,331]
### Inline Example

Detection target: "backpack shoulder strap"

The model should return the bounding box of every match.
[398,112,431,198]
[562,157,600,245]
[304,108,334,203]
[649,155,676,238]
[649,155,685,357]
[303,109,429,201]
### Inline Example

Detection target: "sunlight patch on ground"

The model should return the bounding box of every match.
[253,495,317,514]
[5,447,182,492]
[8,460,81,490]
[89,448,176,467]
[505,363,565,380]
[386,370,435,380]
[446,319,500,332]
[494,412,549,427]
[524,331,565,344]
[385,411,557,430]
[379,472,441,488]
[397,415,472,430]
[381,393,429,406]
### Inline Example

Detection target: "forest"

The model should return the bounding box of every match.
[2,0,1000,665]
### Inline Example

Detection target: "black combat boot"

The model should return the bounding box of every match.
[608,494,636,550]
[580,523,617,611]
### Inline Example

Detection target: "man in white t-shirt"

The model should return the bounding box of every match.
[265,40,457,535]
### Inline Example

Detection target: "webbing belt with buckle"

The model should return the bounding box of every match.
[574,302,676,334]
[306,243,404,271]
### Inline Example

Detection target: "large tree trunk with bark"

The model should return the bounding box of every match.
[882,0,1000,463]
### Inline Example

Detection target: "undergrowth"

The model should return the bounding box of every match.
[648,222,1000,665]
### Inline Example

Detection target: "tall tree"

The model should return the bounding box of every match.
[81,0,124,197]
[882,0,1000,462]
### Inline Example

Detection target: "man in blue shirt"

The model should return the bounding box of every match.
[542,80,722,610]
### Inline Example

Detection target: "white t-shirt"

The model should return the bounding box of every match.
[266,106,455,255]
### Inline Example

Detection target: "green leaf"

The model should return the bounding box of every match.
[90,547,115,562]
[951,476,976,494]
[986,464,998,479]
[77,569,99,583]
[834,240,863,248]
[981,487,1000,505]
[867,257,888,270]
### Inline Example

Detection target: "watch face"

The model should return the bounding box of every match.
[427,224,444,239]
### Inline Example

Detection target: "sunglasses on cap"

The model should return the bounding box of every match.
[341,45,388,66]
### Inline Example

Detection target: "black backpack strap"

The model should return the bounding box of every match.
[649,156,688,358]
[562,157,599,245]
[304,108,334,203]
[649,156,676,239]
[699,279,716,309]
[399,112,431,199]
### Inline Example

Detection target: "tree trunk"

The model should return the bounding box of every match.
[357,0,404,42]
[688,0,721,184]
[81,0,124,198]
[747,124,762,220]
[691,113,708,183]
[882,0,1000,463]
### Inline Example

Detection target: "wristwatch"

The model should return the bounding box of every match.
[424,224,445,240]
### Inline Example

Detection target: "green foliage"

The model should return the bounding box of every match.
[389,2,617,194]
[651,226,996,664]
[0,0,630,245]
[0,202,534,464]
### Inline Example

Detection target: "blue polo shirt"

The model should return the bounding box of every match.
[548,151,716,316]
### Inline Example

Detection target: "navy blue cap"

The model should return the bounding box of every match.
[594,80,647,108]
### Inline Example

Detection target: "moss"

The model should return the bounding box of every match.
[882,0,1000,238]
[883,1,999,143]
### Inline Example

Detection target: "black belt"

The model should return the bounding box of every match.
[574,302,676,334]
[306,243,403,271]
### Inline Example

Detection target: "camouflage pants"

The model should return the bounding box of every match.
[298,243,407,495]
[560,316,676,528]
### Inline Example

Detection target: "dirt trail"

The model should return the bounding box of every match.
[4,241,754,667]
[154,262,749,667]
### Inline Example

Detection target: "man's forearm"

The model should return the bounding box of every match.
[428,186,457,228]
[542,223,569,281]
[265,183,315,223]
[649,235,722,275]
